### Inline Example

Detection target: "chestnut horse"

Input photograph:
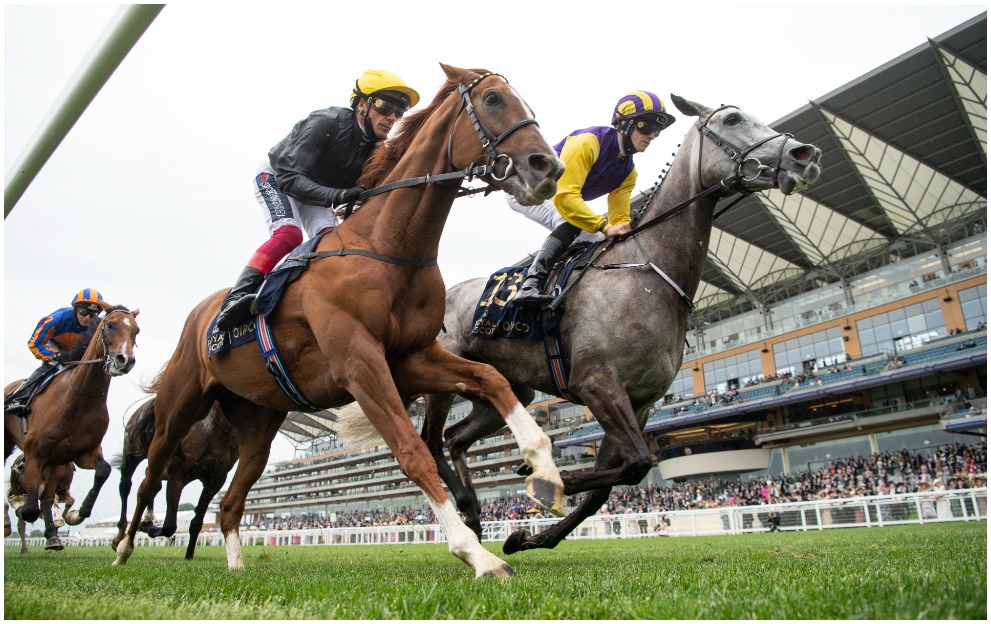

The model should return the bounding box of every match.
[421,96,822,553]
[4,304,140,550]
[5,456,78,553]
[114,64,566,578]
[111,397,237,560]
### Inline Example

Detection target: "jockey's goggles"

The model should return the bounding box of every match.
[75,307,99,317]
[634,114,668,136]
[370,96,408,118]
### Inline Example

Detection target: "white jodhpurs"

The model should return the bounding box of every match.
[504,194,603,244]
[254,161,338,239]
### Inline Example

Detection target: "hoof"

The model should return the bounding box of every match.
[45,536,64,551]
[503,529,530,555]
[525,477,565,516]
[17,507,40,524]
[480,562,516,579]
[63,510,84,526]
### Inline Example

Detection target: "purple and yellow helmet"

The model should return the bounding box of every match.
[612,91,676,130]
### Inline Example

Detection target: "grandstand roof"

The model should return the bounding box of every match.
[280,14,987,445]
[635,13,987,325]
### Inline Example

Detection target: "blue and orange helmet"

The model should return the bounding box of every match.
[71,289,105,313]
[612,91,676,132]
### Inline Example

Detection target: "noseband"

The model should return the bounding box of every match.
[695,105,793,191]
[450,72,540,181]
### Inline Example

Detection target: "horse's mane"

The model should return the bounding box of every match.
[59,304,133,362]
[359,68,488,188]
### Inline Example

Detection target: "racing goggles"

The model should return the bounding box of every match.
[370,96,408,118]
[74,306,99,317]
[634,115,668,136]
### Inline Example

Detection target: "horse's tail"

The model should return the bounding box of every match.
[335,402,383,447]
[140,362,170,394]
[108,453,125,469]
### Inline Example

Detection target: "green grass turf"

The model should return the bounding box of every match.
[4,522,986,619]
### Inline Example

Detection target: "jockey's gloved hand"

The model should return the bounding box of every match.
[52,352,66,365]
[334,186,365,206]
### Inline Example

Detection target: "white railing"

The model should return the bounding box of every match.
[8,488,986,549]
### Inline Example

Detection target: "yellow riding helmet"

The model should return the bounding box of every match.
[350,69,420,109]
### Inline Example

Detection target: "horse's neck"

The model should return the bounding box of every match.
[347,107,463,259]
[70,334,108,392]
[639,148,718,289]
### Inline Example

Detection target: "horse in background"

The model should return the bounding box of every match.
[111,397,237,560]
[5,456,79,553]
[115,64,565,578]
[421,95,822,553]
[4,304,140,550]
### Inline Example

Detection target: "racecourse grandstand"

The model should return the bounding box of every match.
[225,14,986,525]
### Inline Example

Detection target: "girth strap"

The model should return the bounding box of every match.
[291,247,438,267]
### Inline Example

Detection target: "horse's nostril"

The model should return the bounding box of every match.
[791,144,820,163]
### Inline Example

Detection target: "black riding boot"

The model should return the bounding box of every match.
[513,237,566,307]
[4,363,54,416]
[216,267,265,331]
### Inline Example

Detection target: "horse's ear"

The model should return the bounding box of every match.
[671,95,710,119]
[97,300,113,312]
[131,308,140,317]
[439,62,468,83]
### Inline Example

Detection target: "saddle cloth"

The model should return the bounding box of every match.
[469,242,599,341]
[207,234,327,357]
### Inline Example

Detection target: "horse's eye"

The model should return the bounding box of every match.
[483,91,501,106]
[725,113,741,126]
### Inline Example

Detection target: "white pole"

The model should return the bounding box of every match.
[4,4,164,218]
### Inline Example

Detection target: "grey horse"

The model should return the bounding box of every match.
[421,95,822,553]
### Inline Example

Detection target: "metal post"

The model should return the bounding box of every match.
[4,5,164,217]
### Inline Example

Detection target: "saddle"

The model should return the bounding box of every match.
[469,241,602,404]
[4,364,63,419]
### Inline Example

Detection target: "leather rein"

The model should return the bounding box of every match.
[66,309,136,398]
[547,105,793,311]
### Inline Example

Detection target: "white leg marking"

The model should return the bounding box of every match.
[225,530,244,570]
[113,536,134,566]
[428,498,511,578]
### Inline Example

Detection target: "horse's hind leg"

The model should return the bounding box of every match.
[504,486,612,554]
[215,401,286,570]
[115,393,213,566]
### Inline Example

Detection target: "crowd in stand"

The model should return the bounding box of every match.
[245,441,986,529]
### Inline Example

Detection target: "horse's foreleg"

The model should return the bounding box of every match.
[40,494,63,550]
[74,449,112,520]
[112,453,139,551]
[557,391,652,494]
[345,346,513,579]
[18,514,27,553]
[396,342,564,515]
[504,486,613,554]
[216,403,285,571]
[16,453,44,523]
[421,392,485,537]
[4,500,10,537]
[154,476,184,539]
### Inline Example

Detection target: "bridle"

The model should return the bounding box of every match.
[342,72,540,216]
[694,105,793,194]
[449,72,540,182]
[65,309,137,377]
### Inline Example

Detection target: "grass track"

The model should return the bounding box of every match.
[4,523,986,619]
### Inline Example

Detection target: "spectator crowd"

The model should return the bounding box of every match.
[244,441,985,530]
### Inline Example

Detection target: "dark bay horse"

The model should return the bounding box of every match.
[5,456,78,553]
[111,397,237,560]
[421,95,822,552]
[4,305,140,550]
[114,64,566,578]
